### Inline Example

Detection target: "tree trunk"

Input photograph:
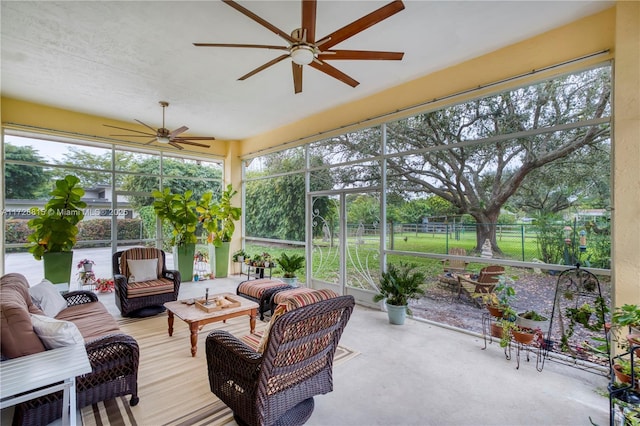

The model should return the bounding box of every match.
[473,211,503,255]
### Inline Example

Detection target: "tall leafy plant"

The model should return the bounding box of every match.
[152,188,199,247]
[27,175,86,259]
[197,184,241,247]
[373,262,426,313]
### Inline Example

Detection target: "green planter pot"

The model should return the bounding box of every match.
[386,303,408,325]
[214,242,231,278]
[175,243,196,282]
[43,251,73,284]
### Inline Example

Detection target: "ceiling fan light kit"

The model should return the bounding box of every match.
[194,0,405,94]
[290,45,315,65]
[103,101,216,150]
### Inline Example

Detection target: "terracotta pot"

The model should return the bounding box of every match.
[487,305,504,319]
[627,334,640,357]
[490,322,503,338]
[512,329,535,345]
[613,364,637,386]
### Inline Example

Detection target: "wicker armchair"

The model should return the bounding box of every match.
[113,247,181,317]
[206,294,355,426]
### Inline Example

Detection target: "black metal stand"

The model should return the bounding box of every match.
[609,344,640,425]
[538,264,609,375]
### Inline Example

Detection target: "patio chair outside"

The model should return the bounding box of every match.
[457,265,506,307]
[441,247,469,274]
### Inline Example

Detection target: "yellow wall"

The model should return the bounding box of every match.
[612,1,640,309]
[1,99,231,158]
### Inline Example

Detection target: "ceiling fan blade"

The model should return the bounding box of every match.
[134,119,159,134]
[103,124,154,137]
[316,0,405,50]
[173,140,211,148]
[173,136,217,141]
[318,50,404,61]
[301,0,317,43]
[170,126,189,138]
[222,0,297,44]
[108,134,157,138]
[238,54,290,80]
[193,43,289,51]
[309,60,359,88]
[169,141,185,150]
[292,62,303,94]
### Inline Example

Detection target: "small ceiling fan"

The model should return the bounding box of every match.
[104,101,215,150]
[194,0,405,94]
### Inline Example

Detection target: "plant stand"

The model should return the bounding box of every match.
[481,312,511,360]
[609,342,640,425]
[537,264,609,375]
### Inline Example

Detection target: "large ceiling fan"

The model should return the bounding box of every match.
[104,101,215,150]
[194,0,405,94]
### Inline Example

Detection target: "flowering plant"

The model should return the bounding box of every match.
[77,259,95,269]
[95,278,114,293]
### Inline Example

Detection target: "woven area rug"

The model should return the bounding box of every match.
[81,313,359,426]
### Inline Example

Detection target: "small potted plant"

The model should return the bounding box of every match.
[77,259,95,272]
[373,261,426,325]
[232,249,248,263]
[516,310,550,331]
[483,276,516,319]
[275,252,305,286]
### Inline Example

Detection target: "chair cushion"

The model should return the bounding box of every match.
[272,287,316,306]
[120,247,164,277]
[237,278,288,300]
[256,289,339,353]
[29,279,68,317]
[127,258,158,282]
[31,314,84,349]
[126,278,175,298]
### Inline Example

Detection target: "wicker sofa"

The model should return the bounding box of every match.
[0,273,139,426]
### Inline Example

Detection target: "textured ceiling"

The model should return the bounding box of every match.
[1,1,612,141]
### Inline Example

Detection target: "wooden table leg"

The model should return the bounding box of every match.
[167,309,174,336]
[189,322,199,357]
[249,308,257,334]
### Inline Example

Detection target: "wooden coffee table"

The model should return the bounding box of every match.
[164,293,259,357]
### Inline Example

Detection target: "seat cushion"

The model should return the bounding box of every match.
[56,301,120,341]
[126,278,175,298]
[237,278,288,300]
[271,287,316,306]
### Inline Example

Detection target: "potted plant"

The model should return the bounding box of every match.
[516,310,550,332]
[483,275,516,319]
[152,188,199,280]
[373,261,426,325]
[27,175,87,284]
[613,357,640,388]
[612,304,640,356]
[232,249,248,263]
[197,184,242,278]
[275,252,305,286]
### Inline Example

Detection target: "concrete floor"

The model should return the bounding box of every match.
[106,276,610,426]
[2,249,612,425]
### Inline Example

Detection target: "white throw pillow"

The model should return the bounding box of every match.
[29,279,68,317]
[30,314,84,349]
[126,258,158,282]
